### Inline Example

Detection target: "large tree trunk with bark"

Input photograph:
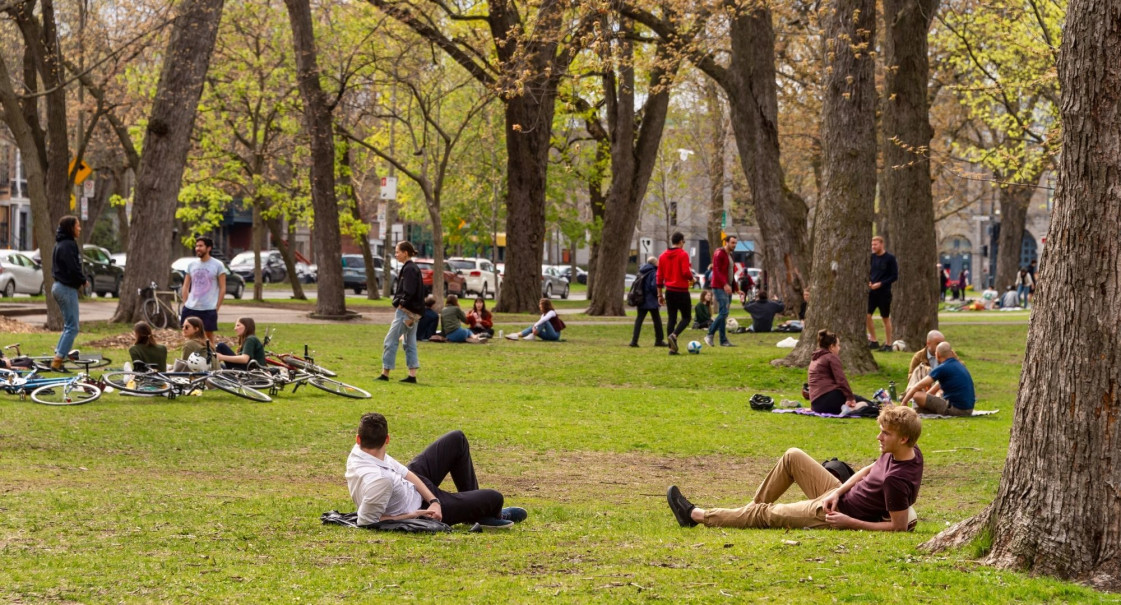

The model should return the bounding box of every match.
[704,81,726,263]
[992,177,1037,292]
[587,34,675,316]
[284,0,348,317]
[923,1,1121,589]
[111,0,224,323]
[264,216,306,299]
[881,0,940,351]
[778,0,877,373]
[724,4,810,308]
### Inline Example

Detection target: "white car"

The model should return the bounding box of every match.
[0,250,44,296]
[448,257,500,299]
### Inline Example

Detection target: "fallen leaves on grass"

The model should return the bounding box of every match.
[86,329,234,351]
[0,316,47,334]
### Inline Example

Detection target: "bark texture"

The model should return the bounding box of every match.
[923,0,1121,590]
[723,3,810,307]
[587,29,676,316]
[778,0,877,373]
[111,0,225,323]
[703,80,726,264]
[284,0,347,316]
[881,0,940,351]
[992,177,1037,291]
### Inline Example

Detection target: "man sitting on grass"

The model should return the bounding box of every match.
[900,341,975,417]
[667,406,922,531]
[345,413,526,530]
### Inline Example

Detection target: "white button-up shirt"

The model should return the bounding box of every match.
[345,445,423,525]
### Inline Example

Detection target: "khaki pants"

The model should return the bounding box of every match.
[703,448,842,529]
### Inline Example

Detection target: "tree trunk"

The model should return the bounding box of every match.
[993,178,1037,292]
[429,208,446,304]
[724,4,810,308]
[881,0,940,351]
[264,216,306,299]
[252,203,264,300]
[923,1,1121,588]
[494,94,556,312]
[704,81,726,265]
[584,139,609,296]
[778,0,877,373]
[110,0,225,323]
[284,0,347,317]
[338,137,378,300]
[587,33,676,317]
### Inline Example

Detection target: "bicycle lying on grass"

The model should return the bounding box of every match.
[0,359,104,405]
[2,343,112,371]
[209,330,370,399]
[101,346,272,402]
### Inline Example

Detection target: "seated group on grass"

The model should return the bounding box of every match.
[668,405,922,532]
[439,295,487,344]
[901,339,976,417]
[505,298,565,341]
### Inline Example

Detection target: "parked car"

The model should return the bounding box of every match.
[448,257,500,299]
[541,265,570,299]
[110,252,127,270]
[0,250,43,296]
[557,265,587,285]
[229,250,287,283]
[414,259,466,297]
[295,261,317,284]
[624,273,637,291]
[170,256,245,299]
[81,245,124,297]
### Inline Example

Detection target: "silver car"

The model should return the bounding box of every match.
[541,265,569,299]
[0,250,44,296]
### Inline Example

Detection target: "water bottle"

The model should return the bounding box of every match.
[889,381,898,403]
[498,329,505,339]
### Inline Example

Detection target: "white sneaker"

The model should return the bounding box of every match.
[524,333,536,341]
[504,333,519,341]
[703,335,714,347]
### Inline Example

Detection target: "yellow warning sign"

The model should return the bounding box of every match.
[69,159,92,185]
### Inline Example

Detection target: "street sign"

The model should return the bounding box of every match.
[80,197,88,220]
[83,180,95,197]
[69,159,92,185]
[721,210,727,229]
[379,176,398,200]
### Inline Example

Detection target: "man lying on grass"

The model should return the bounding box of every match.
[667,405,922,531]
[346,413,527,530]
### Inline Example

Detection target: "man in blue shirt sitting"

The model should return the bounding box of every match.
[899,342,975,416]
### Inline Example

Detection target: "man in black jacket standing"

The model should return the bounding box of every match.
[380,241,425,383]
[50,216,87,371]
[866,236,899,352]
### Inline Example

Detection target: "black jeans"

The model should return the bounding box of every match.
[407,430,503,525]
[664,291,692,337]
[216,342,249,371]
[631,308,664,344]
[811,390,873,415]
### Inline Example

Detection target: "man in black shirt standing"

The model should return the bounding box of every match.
[867,236,898,352]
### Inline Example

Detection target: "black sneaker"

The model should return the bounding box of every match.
[628,342,639,348]
[500,507,528,523]
[376,375,389,381]
[654,341,668,347]
[668,333,679,354]
[400,376,417,384]
[878,344,894,353]
[667,485,698,527]
[867,340,880,349]
[720,341,735,347]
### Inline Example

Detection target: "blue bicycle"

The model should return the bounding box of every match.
[0,360,103,405]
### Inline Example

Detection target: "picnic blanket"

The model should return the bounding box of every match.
[320,510,450,533]
[773,408,999,420]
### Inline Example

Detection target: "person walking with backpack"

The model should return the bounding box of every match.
[656,232,695,355]
[629,256,665,348]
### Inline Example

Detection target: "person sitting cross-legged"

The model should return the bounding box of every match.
[345,413,527,530]
[667,405,922,532]
[900,341,975,417]
[744,290,786,333]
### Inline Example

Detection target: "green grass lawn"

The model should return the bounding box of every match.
[0,319,1103,602]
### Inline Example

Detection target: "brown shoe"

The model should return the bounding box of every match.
[50,357,65,371]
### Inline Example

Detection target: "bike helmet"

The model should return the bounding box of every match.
[186,352,209,372]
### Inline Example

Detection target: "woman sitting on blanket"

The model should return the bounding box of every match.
[807,329,874,415]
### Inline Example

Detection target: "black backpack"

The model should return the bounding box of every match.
[627,269,652,307]
[822,458,855,482]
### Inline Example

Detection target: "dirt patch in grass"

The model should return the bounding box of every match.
[0,316,47,334]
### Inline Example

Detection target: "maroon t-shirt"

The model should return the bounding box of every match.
[838,447,923,522]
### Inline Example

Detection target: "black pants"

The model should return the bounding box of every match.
[664,291,692,337]
[216,342,249,371]
[631,308,664,344]
[470,326,495,337]
[407,430,503,525]
[811,390,873,415]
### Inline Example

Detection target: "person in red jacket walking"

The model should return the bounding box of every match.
[706,235,738,347]
[656,232,695,355]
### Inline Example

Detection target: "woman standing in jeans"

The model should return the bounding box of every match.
[380,242,425,383]
[50,216,86,371]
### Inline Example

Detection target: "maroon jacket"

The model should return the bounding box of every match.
[807,348,854,402]
[710,247,737,292]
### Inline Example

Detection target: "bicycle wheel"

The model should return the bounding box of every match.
[142,298,170,329]
[282,356,337,378]
[206,374,271,402]
[309,376,371,399]
[212,370,274,390]
[30,381,101,405]
[101,371,174,396]
[64,356,112,370]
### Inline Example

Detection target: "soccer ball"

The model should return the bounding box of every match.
[687,340,703,354]
[726,317,740,331]
[891,340,908,352]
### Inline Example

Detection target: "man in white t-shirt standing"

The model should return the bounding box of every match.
[180,237,226,346]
